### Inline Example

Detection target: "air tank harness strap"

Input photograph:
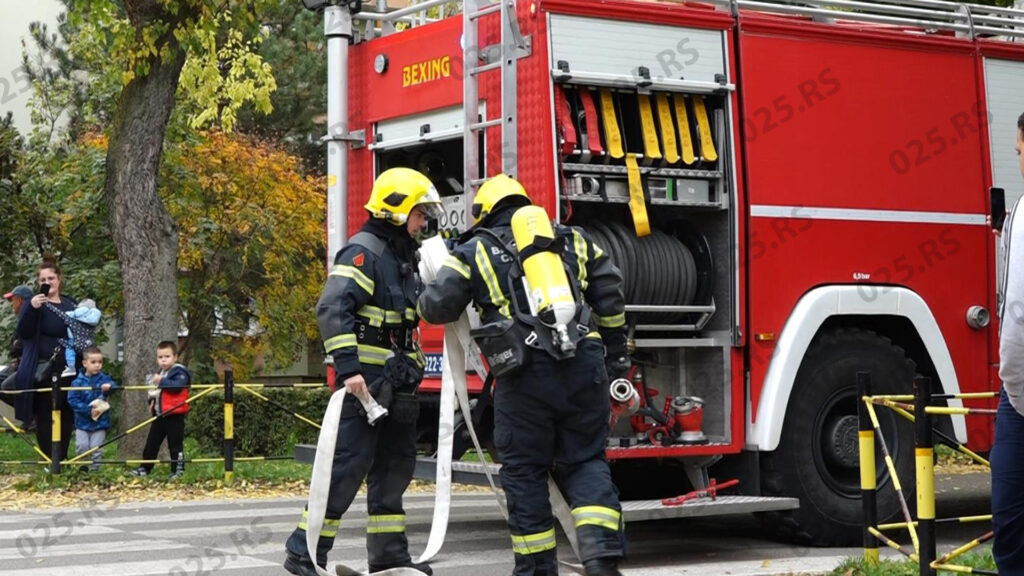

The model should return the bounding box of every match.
[517,235,565,261]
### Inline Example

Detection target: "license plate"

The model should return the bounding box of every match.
[424,353,445,377]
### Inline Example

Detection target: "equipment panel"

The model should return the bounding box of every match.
[549,14,726,87]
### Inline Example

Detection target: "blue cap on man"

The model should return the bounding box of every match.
[3,285,33,300]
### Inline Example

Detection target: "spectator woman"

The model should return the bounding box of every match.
[14,258,77,464]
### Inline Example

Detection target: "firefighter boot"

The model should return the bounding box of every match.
[512,548,558,576]
[283,551,321,576]
[582,557,623,576]
[368,560,433,575]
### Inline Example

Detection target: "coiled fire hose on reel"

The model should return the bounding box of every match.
[582,221,708,323]
[304,236,585,576]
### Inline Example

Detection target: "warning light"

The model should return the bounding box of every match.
[754,333,776,342]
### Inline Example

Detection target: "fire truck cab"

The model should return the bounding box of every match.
[316,0,1024,545]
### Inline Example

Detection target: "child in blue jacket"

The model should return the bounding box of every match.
[67,346,116,471]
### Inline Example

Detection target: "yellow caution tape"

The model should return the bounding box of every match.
[673,95,696,165]
[655,93,679,164]
[638,94,661,161]
[599,89,624,159]
[625,154,651,237]
[693,96,718,162]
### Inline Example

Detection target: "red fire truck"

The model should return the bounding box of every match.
[312,0,1024,545]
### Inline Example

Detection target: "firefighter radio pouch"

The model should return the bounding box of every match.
[471,318,527,378]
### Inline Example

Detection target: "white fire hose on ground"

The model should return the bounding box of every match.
[304,236,582,576]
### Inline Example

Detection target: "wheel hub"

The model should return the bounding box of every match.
[824,414,860,469]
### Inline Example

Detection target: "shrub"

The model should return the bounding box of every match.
[187,386,331,457]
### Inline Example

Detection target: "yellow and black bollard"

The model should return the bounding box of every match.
[50,371,62,474]
[914,376,936,576]
[224,370,235,482]
[857,371,879,565]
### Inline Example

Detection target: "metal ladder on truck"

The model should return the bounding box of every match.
[461,0,530,200]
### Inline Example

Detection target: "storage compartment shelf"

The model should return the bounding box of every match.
[562,162,721,179]
[605,441,732,458]
[626,301,716,332]
[564,194,723,209]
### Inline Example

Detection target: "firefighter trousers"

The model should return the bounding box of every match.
[286,378,418,568]
[493,338,625,575]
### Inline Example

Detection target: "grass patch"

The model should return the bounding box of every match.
[831,549,996,575]
[0,433,311,491]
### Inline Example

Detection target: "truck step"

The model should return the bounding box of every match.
[411,456,801,520]
[415,456,502,486]
[620,496,799,520]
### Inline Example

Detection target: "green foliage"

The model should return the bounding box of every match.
[187,386,330,457]
[234,3,325,172]
[162,130,325,378]
[67,0,281,132]
[0,435,312,486]
[179,18,277,131]
[831,550,997,575]
[0,0,325,381]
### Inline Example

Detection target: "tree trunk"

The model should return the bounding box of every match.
[105,24,189,459]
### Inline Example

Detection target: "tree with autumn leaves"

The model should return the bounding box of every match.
[164,131,324,383]
[1,1,327,457]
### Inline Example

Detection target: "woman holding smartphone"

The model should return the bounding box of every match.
[14,257,77,466]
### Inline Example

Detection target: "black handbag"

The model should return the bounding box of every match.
[33,359,53,386]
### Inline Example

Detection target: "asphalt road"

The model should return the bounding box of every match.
[0,472,993,576]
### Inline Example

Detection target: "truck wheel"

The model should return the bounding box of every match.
[759,328,917,546]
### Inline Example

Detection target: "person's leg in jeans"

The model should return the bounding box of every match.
[0,368,16,408]
[166,415,186,475]
[75,428,90,465]
[992,388,1024,574]
[89,430,106,471]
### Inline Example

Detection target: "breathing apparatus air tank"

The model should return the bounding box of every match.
[510,205,578,354]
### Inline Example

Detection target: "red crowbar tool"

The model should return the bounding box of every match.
[661,478,740,506]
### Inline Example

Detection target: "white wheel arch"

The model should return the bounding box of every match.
[748,285,967,452]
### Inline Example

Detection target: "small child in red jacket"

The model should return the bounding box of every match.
[130,340,191,478]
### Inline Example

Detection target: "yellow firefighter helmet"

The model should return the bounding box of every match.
[472,174,531,225]
[365,167,443,225]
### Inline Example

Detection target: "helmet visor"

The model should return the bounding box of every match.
[417,201,443,221]
[413,184,444,221]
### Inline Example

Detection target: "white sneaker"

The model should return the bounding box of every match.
[60,366,76,378]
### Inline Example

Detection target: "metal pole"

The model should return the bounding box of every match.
[914,377,936,576]
[463,0,481,216]
[857,371,878,565]
[224,370,235,483]
[50,371,61,474]
[325,5,354,265]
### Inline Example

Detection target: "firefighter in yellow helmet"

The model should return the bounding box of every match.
[419,174,629,576]
[285,167,441,576]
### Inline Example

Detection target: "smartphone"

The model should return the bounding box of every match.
[38,283,51,296]
[991,187,1007,231]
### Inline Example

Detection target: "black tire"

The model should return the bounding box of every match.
[759,328,917,546]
